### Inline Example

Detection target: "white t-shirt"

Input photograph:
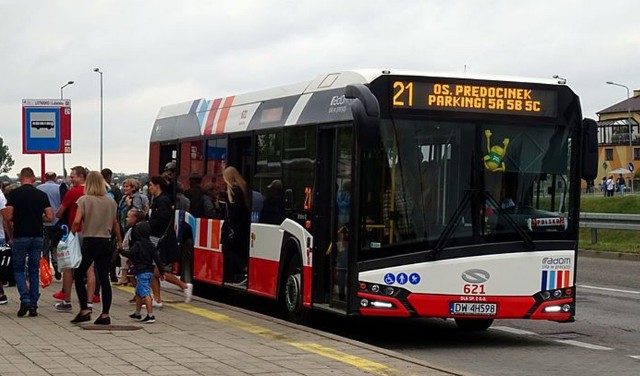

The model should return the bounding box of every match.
[0,190,6,241]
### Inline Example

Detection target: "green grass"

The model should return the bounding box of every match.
[578,194,640,254]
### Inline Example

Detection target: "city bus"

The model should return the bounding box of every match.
[148,69,598,330]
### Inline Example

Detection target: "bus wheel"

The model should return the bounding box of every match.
[454,318,494,331]
[283,257,306,323]
[180,238,194,285]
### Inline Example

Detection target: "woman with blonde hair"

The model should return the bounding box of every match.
[221,166,251,284]
[70,171,122,325]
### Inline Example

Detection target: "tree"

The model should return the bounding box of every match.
[0,137,15,174]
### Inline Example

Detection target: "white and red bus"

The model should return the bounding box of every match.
[148,70,597,329]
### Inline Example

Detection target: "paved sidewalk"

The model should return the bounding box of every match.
[0,280,466,376]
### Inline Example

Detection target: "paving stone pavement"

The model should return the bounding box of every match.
[0,280,466,376]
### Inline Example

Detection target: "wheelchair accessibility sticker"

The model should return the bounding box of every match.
[384,272,421,286]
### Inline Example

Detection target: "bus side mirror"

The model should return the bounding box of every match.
[345,84,380,151]
[284,188,294,212]
[581,118,598,181]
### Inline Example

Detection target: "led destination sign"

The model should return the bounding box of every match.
[392,80,558,117]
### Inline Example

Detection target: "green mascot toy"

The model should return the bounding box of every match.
[483,130,509,172]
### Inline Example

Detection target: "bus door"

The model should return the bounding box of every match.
[225,134,253,283]
[315,126,353,308]
[157,142,178,176]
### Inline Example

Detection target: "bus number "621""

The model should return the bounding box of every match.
[463,284,486,295]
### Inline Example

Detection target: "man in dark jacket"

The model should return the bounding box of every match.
[119,221,163,323]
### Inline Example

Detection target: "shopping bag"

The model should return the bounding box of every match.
[39,257,52,288]
[56,225,82,270]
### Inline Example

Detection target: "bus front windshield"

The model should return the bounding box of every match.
[360,117,573,255]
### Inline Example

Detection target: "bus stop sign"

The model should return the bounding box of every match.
[22,99,71,154]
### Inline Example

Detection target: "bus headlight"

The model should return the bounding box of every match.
[562,304,571,312]
[541,291,551,300]
[385,286,395,296]
[370,301,394,309]
[360,299,369,307]
[371,284,380,293]
[553,290,562,298]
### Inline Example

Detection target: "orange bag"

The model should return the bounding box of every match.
[39,257,52,288]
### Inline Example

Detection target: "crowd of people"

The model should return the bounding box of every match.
[0,160,290,324]
[0,164,195,325]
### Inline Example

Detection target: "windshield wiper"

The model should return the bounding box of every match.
[430,189,535,258]
[484,192,535,251]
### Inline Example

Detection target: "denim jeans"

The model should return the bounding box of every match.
[12,237,43,308]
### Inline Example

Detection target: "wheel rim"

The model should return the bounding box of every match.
[285,273,301,313]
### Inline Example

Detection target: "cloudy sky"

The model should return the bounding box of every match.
[0,0,637,176]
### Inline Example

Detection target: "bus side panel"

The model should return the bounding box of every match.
[194,247,223,285]
[149,142,161,176]
[248,224,284,298]
[187,214,223,285]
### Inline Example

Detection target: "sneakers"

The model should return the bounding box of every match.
[0,295,7,305]
[229,273,247,286]
[152,300,163,308]
[70,312,91,324]
[92,295,101,303]
[52,290,65,300]
[28,308,38,317]
[141,314,156,323]
[183,283,193,303]
[55,301,72,311]
[94,316,111,325]
[129,312,142,320]
[17,303,30,317]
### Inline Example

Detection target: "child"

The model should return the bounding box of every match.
[120,208,145,301]
[119,220,164,323]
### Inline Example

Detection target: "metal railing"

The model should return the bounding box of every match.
[579,212,640,243]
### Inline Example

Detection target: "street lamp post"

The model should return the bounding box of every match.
[606,81,633,193]
[93,68,103,170]
[60,81,74,178]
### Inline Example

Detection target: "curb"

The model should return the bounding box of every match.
[162,288,476,376]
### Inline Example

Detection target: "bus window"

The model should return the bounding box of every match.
[206,137,227,187]
[189,140,205,177]
[282,126,316,222]
[255,132,282,192]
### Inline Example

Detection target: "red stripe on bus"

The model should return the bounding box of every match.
[303,265,312,307]
[210,220,221,250]
[556,270,562,288]
[564,270,570,288]
[198,218,209,248]
[407,294,536,318]
[203,98,222,135]
[247,257,278,298]
[215,96,235,134]
[193,247,223,285]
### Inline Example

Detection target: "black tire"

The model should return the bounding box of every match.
[180,237,194,284]
[454,318,494,331]
[282,255,307,323]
